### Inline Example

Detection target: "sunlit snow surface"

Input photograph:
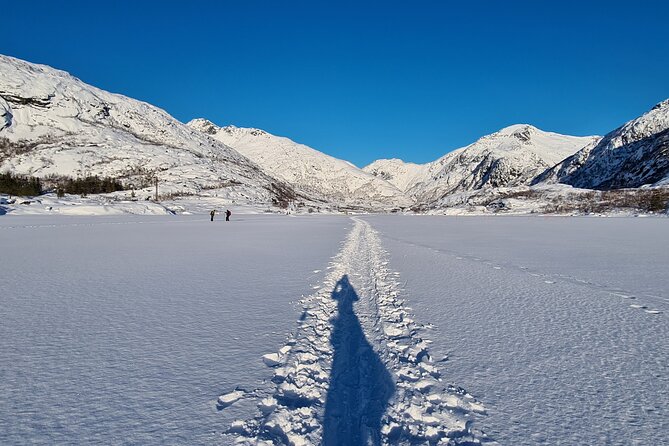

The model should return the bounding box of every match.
[0,215,351,445]
[364,215,668,445]
[1,214,667,445]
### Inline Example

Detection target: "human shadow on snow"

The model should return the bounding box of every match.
[323,275,395,446]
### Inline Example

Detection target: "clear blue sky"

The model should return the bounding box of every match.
[4,0,669,166]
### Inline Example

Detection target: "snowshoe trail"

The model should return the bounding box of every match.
[379,235,667,318]
[219,218,491,445]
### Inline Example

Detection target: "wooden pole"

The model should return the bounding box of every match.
[155,178,158,201]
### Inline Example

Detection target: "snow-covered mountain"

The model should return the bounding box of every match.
[535,99,669,189]
[2,53,665,214]
[187,119,412,209]
[0,55,297,205]
[362,158,426,192]
[366,125,597,205]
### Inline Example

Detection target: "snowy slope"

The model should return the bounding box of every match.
[535,99,669,189]
[405,125,597,204]
[0,55,296,205]
[188,119,412,210]
[363,158,427,192]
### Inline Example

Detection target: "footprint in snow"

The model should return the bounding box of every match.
[313,269,321,273]
[611,292,634,299]
[493,266,502,270]
[630,304,647,309]
[645,309,662,315]
[544,280,555,284]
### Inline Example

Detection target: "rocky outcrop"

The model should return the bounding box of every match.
[536,99,669,189]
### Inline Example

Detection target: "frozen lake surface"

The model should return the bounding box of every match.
[1,214,667,445]
[0,215,350,445]
[364,215,669,445]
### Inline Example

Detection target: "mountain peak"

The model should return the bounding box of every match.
[496,124,539,142]
[220,125,268,137]
[187,120,268,138]
[186,118,219,134]
[191,122,411,208]
[652,98,669,111]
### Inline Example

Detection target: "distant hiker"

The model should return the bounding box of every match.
[225,209,231,221]
[210,210,216,222]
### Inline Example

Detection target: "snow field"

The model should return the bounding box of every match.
[1,213,666,445]
[0,214,350,445]
[364,215,669,445]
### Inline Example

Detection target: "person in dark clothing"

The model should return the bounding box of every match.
[210,210,216,222]
[225,209,231,221]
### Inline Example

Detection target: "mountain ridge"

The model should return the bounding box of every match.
[0,54,298,206]
[187,118,413,210]
[535,99,669,189]
[1,53,667,215]
[365,124,598,205]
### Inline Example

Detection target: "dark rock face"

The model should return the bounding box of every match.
[535,99,669,190]
[568,128,669,189]
[0,93,53,108]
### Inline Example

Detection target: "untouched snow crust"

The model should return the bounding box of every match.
[0,214,350,445]
[364,215,669,445]
[1,213,667,445]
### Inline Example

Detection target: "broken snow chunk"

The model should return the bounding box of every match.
[419,362,440,378]
[400,342,429,363]
[425,425,442,442]
[227,419,257,436]
[286,433,310,446]
[217,390,245,408]
[406,404,426,422]
[381,421,402,438]
[262,353,283,367]
[441,394,463,410]
[426,394,442,404]
[258,397,278,415]
[272,366,290,383]
[415,378,438,392]
[295,352,319,364]
[384,324,410,339]
[398,367,420,382]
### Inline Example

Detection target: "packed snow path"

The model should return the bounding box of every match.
[221,218,490,445]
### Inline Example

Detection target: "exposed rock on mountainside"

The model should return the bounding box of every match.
[535,99,669,189]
